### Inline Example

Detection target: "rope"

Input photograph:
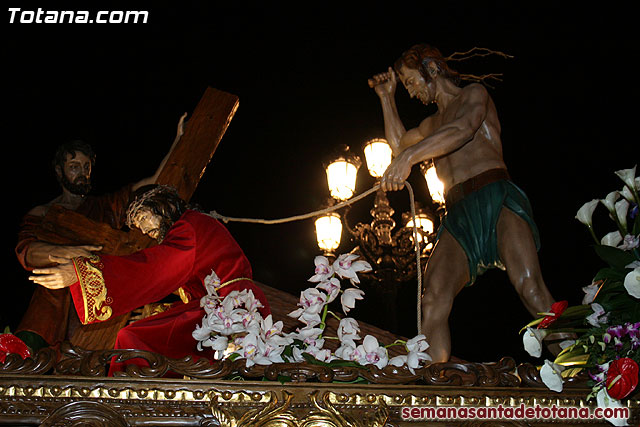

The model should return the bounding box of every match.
[207,181,423,334]
[405,181,423,335]
[209,184,381,225]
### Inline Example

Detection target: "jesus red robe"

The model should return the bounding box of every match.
[67,209,270,369]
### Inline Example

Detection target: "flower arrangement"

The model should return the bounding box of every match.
[520,166,639,426]
[192,253,431,376]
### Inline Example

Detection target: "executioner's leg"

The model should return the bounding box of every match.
[496,208,555,316]
[421,228,470,363]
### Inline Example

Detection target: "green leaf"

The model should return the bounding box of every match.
[593,245,636,270]
[227,352,241,362]
[592,267,627,283]
[277,375,291,384]
[336,376,369,384]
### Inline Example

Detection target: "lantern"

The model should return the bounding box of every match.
[363,138,393,178]
[315,213,342,254]
[420,161,445,205]
[325,145,362,201]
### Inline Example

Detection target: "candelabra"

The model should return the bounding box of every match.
[315,139,445,282]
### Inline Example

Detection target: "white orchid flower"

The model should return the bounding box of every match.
[292,327,325,350]
[192,322,214,351]
[624,267,640,299]
[304,344,335,363]
[253,339,286,366]
[341,288,365,314]
[287,346,306,363]
[540,360,565,392]
[575,199,599,226]
[406,334,430,353]
[523,327,548,358]
[596,387,630,426]
[203,269,221,294]
[224,290,245,309]
[288,288,328,326]
[209,313,246,336]
[619,234,640,251]
[335,338,359,361]
[614,165,637,190]
[200,294,221,314]
[308,256,334,283]
[237,333,261,367]
[200,335,229,356]
[586,303,609,327]
[237,309,261,332]
[234,332,284,367]
[356,335,388,369]
[258,315,291,347]
[333,254,372,285]
[286,325,324,344]
[389,350,431,375]
[601,191,620,213]
[316,277,341,303]
[241,289,263,313]
[581,282,601,305]
[337,317,361,342]
[590,361,611,384]
[389,356,407,368]
[614,199,629,230]
[626,260,640,269]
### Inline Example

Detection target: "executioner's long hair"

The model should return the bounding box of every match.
[394,44,461,85]
[394,44,512,87]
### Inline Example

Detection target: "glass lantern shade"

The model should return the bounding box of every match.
[326,160,359,201]
[422,162,445,205]
[315,213,342,253]
[405,214,434,243]
[363,138,393,178]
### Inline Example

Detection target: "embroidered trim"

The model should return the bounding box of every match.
[73,256,113,324]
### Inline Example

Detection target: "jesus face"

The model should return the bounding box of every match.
[132,208,164,241]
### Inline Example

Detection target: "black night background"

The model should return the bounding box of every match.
[3,2,638,365]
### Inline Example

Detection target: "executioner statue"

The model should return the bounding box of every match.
[370,44,561,363]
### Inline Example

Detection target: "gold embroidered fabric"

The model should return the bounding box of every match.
[73,256,113,324]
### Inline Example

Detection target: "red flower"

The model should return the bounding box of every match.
[606,357,639,400]
[0,334,31,363]
[537,300,568,329]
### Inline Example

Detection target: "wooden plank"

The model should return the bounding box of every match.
[36,205,153,256]
[155,87,239,202]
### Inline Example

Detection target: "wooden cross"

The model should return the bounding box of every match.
[36,87,239,350]
[156,86,239,202]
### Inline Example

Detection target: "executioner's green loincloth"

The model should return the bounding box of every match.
[435,180,540,286]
